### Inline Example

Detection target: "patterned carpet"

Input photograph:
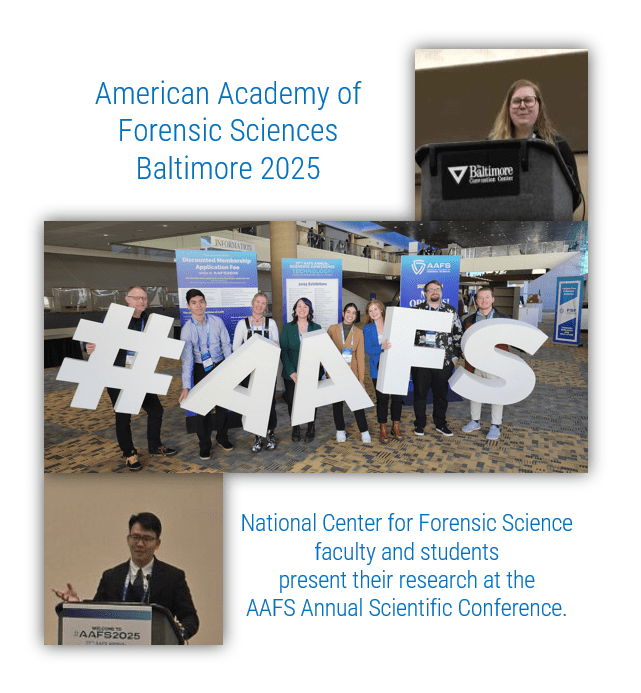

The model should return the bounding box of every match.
[44,315,587,474]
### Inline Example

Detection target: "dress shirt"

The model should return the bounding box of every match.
[181,314,232,388]
[127,558,154,585]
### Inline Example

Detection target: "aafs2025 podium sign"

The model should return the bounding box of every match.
[60,603,151,646]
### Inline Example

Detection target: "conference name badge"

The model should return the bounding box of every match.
[424,332,437,347]
[201,351,214,372]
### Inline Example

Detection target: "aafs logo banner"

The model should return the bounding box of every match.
[400,255,460,309]
[442,149,520,200]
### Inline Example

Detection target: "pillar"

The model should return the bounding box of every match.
[269,221,298,329]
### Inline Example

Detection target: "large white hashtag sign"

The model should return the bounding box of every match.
[57,303,184,414]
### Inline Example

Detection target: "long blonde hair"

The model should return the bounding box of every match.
[364,299,386,324]
[488,79,558,144]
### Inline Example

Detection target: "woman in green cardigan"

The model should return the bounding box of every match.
[280,297,322,443]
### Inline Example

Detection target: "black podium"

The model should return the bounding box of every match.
[56,601,185,645]
[415,139,581,221]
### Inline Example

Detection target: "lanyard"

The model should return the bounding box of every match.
[342,323,354,347]
[191,317,210,354]
[249,317,266,337]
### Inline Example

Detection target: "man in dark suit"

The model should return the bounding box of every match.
[53,512,199,641]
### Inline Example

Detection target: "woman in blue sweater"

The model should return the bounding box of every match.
[363,300,404,443]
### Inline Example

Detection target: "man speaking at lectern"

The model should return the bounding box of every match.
[53,512,199,641]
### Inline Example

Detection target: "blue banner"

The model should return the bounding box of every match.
[400,255,460,308]
[553,276,583,345]
[399,255,460,396]
[175,250,258,336]
[281,258,342,330]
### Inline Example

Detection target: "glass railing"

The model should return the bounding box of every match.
[110,245,176,260]
[460,241,574,259]
[297,231,403,263]
[47,286,173,313]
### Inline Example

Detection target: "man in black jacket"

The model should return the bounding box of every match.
[86,287,176,471]
[53,512,199,641]
[461,287,510,440]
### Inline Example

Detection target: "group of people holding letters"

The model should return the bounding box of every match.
[177,280,508,460]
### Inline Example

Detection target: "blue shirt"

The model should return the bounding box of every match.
[180,314,232,388]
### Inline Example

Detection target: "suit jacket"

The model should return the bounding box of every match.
[280,321,322,380]
[93,559,199,639]
[327,323,365,381]
[461,309,510,373]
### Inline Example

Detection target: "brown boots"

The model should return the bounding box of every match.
[379,422,403,442]
[391,421,403,440]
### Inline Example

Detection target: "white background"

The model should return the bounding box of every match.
[6,2,637,691]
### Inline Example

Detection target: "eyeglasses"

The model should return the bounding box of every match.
[127,534,157,544]
[425,288,441,293]
[127,296,148,302]
[510,96,538,108]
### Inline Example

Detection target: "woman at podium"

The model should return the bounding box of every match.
[489,79,582,209]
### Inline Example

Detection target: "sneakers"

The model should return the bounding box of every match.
[217,437,234,452]
[125,451,142,471]
[414,426,425,436]
[435,424,454,437]
[336,430,347,442]
[265,431,277,450]
[252,436,264,452]
[462,420,481,433]
[149,444,177,456]
[199,449,211,461]
[361,431,372,443]
[486,425,501,440]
